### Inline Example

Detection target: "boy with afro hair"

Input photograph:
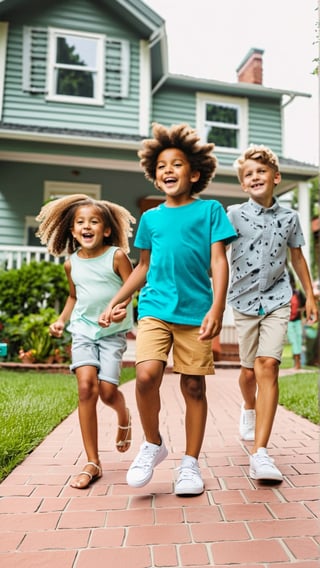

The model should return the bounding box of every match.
[99,123,237,495]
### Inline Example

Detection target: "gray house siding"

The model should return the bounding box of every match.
[2,0,143,134]
[152,87,196,128]
[248,98,282,154]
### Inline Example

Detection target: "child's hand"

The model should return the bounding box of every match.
[198,311,222,341]
[99,302,127,327]
[49,320,64,338]
[98,306,112,328]
[305,297,319,325]
[111,302,128,322]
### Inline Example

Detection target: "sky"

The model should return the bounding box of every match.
[144,0,319,166]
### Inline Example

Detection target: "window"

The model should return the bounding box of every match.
[47,28,104,105]
[23,27,130,103]
[197,93,248,152]
[25,216,40,246]
[44,181,101,202]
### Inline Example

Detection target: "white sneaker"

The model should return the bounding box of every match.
[126,438,168,488]
[174,456,204,496]
[239,403,255,441]
[249,447,283,481]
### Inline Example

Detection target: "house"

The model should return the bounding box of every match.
[0,0,317,352]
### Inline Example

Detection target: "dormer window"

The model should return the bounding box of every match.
[197,93,248,152]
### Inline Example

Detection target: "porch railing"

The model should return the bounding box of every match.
[0,245,66,270]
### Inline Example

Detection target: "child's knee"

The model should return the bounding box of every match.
[136,361,163,393]
[181,375,206,400]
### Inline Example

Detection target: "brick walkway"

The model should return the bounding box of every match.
[0,352,319,567]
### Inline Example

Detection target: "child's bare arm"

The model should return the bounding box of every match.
[199,242,229,340]
[49,261,76,337]
[290,247,318,324]
[98,250,150,327]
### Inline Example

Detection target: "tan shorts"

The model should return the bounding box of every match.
[136,317,214,375]
[233,305,291,368]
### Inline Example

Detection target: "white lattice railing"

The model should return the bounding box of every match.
[0,245,67,270]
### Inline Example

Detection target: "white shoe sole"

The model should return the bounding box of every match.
[249,468,283,481]
[241,432,255,441]
[175,485,204,496]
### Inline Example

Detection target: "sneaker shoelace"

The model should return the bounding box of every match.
[243,413,255,426]
[133,445,159,469]
[255,453,276,468]
[176,465,200,480]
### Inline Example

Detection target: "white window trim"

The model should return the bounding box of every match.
[25,215,39,245]
[46,27,104,106]
[139,40,151,136]
[196,92,248,153]
[0,22,8,120]
[44,181,101,202]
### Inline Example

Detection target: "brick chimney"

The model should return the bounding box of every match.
[236,48,264,85]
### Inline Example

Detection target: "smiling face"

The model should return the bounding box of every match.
[240,158,281,208]
[155,148,200,205]
[71,205,111,256]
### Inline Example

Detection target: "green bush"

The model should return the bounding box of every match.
[0,262,70,360]
[0,261,68,316]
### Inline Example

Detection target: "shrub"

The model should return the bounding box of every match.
[0,262,70,361]
[0,261,68,317]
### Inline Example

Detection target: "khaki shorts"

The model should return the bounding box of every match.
[136,317,214,375]
[233,305,291,368]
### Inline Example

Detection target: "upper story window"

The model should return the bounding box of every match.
[22,26,130,104]
[48,29,104,104]
[196,93,248,152]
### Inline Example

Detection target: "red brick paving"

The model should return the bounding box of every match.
[0,360,319,567]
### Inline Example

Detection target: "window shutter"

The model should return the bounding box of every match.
[22,26,48,93]
[104,38,129,98]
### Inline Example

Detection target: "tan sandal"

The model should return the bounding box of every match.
[116,408,132,453]
[70,461,102,489]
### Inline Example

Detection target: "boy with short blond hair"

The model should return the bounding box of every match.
[227,144,318,481]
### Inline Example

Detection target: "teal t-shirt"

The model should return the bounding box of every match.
[134,199,237,326]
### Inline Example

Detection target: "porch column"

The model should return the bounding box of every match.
[298,182,311,267]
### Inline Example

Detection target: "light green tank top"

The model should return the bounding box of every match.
[67,246,133,339]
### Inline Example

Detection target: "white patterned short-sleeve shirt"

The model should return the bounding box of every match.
[227,198,305,315]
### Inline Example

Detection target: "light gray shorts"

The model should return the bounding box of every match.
[233,305,290,368]
[70,332,127,385]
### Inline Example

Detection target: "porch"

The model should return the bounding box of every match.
[0,244,240,363]
[0,245,67,270]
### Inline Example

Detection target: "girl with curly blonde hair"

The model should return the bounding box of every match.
[36,194,135,488]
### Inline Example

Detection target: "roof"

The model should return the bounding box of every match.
[0,0,168,84]
[0,122,318,178]
[0,0,163,33]
[160,73,311,101]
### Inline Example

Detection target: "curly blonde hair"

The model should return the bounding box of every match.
[36,194,135,256]
[234,145,280,181]
[138,123,217,194]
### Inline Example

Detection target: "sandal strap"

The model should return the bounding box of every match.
[118,408,131,430]
[78,470,93,480]
[86,461,102,475]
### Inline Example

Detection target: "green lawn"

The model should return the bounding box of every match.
[0,367,136,482]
